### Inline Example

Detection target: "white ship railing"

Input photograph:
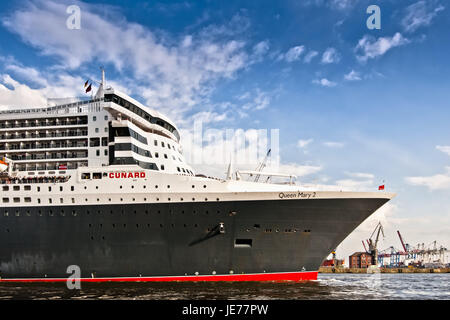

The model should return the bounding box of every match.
[0,97,104,116]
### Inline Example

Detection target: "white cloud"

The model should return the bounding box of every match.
[406,167,450,190]
[0,65,87,109]
[303,0,358,11]
[2,0,257,122]
[355,33,410,62]
[252,40,270,61]
[278,45,305,62]
[0,74,47,109]
[189,111,228,124]
[335,178,374,190]
[312,78,337,87]
[297,139,313,148]
[321,47,340,64]
[323,141,344,148]
[344,70,361,81]
[267,163,322,178]
[346,172,375,179]
[436,145,450,156]
[401,1,445,33]
[303,50,318,63]
[241,89,272,111]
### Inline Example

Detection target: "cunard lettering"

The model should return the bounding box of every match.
[109,172,146,178]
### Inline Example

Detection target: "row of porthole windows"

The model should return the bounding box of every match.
[2,208,227,217]
[1,196,221,204]
[2,183,209,193]
[263,228,311,233]
[88,223,200,229]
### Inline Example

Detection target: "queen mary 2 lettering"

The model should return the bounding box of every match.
[0,70,395,282]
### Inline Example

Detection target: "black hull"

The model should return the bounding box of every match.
[0,198,388,279]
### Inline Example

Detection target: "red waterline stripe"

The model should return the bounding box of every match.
[0,271,318,283]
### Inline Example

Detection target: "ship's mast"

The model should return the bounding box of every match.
[95,67,106,98]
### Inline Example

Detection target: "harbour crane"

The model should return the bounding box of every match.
[367,222,384,265]
[253,149,271,182]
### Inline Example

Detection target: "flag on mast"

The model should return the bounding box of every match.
[85,83,92,93]
[0,158,8,172]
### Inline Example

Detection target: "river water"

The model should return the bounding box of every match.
[0,273,448,300]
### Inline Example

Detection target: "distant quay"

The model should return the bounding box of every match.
[319,267,450,274]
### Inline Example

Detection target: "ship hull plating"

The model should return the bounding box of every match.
[0,198,388,280]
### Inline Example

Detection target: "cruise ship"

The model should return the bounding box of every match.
[0,71,395,282]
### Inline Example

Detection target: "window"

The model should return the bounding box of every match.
[24,185,31,191]
[93,116,97,121]
[164,154,168,159]
[90,137,100,147]
[95,128,99,133]
[161,142,165,147]
[93,172,102,179]
[235,239,253,248]
[154,140,158,146]
[161,165,165,170]
[2,198,9,203]
[155,152,159,158]
[13,186,20,191]
[104,149,108,156]
[81,173,91,180]
[96,150,100,156]
[2,186,8,191]
[104,127,108,132]
[104,115,108,120]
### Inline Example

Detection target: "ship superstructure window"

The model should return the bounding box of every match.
[129,128,147,144]
[104,93,180,140]
[93,172,102,179]
[81,173,91,179]
[90,138,100,147]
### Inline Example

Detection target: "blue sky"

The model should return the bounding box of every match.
[0,0,449,260]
